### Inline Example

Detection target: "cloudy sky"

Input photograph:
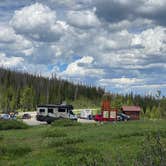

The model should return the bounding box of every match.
[0,0,166,95]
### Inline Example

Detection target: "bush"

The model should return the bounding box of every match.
[135,132,166,166]
[0,120,29,130]
[48,137,84,147]
[76,148,107,166]
[77,153,106,166]
[56,145,107,165]
[0,144,31,157]
[51,119,81,127]
[58,145,81,156]
[42,129,67,138]
[0,135,3,141]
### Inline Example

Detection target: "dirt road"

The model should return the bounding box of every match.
[22,118,47,126]
[19,112,47,126]
[19,110,97,126]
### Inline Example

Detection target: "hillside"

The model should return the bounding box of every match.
[0,68,104,112]
[0,67,165,118]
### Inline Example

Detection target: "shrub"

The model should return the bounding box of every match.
[48,137,84,147]
[43,129,67,138]
[76,150,107,166]
[58,145,81,156]
[0,135,3,141]
[51,119,81,127]
[56,145,107,165]
[0,120,29,130]
[0,144,31,157]
[135,132,166,166]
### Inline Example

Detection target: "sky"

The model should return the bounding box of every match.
[0,0,166,96]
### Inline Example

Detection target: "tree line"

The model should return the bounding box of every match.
[0,68,104,112]
[111,92,166,118]
[0,67,165,118]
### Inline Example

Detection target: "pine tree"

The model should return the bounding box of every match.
[20,87,34,111]
[145,106,151,119]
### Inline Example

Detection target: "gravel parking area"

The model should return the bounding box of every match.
[19,111,97,125]
[19,112,47,126]
[22,118,47,126]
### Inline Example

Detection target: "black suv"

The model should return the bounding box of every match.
[22,113,31,119]
[117,113,130,121]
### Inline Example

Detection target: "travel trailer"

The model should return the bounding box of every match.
[36,104,77,124]
[80,109,93,119]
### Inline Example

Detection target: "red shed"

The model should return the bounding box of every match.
[121,106,141,120]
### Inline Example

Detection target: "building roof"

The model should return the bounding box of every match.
[122,106,141,112]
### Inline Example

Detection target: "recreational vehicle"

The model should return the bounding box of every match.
[36,104,77,124]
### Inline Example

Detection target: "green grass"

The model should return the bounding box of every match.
[0,120,29,130]
[0,120,166,166]
[51,119,81,127]
[42,128,67,138]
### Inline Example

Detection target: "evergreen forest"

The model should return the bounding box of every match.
[0,67,165,118]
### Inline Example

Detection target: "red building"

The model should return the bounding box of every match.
[121,106,141,120]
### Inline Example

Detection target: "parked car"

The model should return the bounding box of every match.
[117,113,130,121]
[94,114,102,121]
[22,113,31,119]
[0,114,11,120]
[10,114,17,120]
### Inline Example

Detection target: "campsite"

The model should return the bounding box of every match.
[1,0,166,165]
[0,119,166,165]
[0,96,166,166]
[0,68,166,165]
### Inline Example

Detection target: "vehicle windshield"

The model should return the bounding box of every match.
[118,113,126,116]
[69,110,74,115]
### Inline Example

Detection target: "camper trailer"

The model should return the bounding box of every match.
[80,109,93,119]
[36,104,77,124]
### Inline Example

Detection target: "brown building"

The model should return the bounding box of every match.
[121,106,141,120]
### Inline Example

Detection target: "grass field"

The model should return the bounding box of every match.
[0,120,166,166]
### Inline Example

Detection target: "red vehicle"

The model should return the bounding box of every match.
[94,94,117,122]
[94,114,102,121]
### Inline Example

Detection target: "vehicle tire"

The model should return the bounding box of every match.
[47,120,52,124]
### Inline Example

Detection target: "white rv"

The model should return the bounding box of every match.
[36,104,77,124]
[80,109,93,119]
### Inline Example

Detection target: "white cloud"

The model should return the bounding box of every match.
[111,77,143,85]
[99,77,143,87]
[0,53,24,67]
[61,56,104,77]
[67,10,100,28]
[10,3,68,42]
[133,84,166,89]
[138,0,165,13]
[131,26,166,54]
[0,26,16,43]
[0,25,33,55]
[0,0,166,95]
[48,0,75,7]
[95,36,117,50]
